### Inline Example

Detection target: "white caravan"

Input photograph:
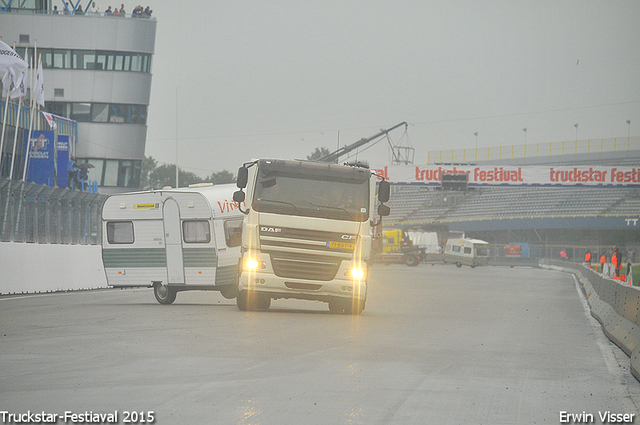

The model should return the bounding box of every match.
[101,183,243,304]
[444,237,490,268]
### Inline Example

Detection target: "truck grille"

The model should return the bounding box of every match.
[260,227,355,281]
[270,252,341,281]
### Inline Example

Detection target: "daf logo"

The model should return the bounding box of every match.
[261,227,282,233]
[341,235,356,240]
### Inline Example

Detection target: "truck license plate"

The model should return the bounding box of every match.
[327,241,354,250]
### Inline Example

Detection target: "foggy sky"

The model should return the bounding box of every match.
[144,1,640,177]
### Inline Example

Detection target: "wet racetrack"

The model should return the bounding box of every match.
[1,264,639,424]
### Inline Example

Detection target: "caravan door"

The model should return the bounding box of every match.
[163,198,185,284]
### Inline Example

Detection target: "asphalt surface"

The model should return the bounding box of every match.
[1,264,639,424]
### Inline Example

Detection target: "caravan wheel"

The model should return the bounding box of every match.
[154,283,177,305]
[219,284,239,299]
[455,262,462,268]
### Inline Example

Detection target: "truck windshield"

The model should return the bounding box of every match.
[252,171,370,222]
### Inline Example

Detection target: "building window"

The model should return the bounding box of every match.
[78,158,142,188]
[45,102,147,125]
[70,103,91,122]
[37,48,151,73]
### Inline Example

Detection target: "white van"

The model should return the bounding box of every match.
[444,238,490,268]
[101,183,243,304]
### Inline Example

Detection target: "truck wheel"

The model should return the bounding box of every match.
[404,254,419,267]
[347,299,365,315]
[329,299,364,315]
[455,262,462,268]
[237,291,249,311]
[219,284,239,299]
[237,290,270,311]
[154,283,176,305]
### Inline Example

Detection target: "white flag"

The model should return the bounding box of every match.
[1,67,27,99]
[42,111,58,130]
[9,69,27,99]
[34,56,45,107]
[2,66,14,98]
[0,40,28,74]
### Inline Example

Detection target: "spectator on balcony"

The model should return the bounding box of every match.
[119,3,126,15]
[87,1,99,14]
[105,5,112,15]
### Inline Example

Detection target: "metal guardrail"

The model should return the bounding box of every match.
[0,177,107,244]
[427,137,640,164]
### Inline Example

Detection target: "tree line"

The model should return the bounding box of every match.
[140,156,236,189]
[140,148,331,190]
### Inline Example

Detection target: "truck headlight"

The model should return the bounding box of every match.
[245,259,265,270]
[350,268,364,280]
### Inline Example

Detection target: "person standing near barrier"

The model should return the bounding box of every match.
[600,251,607,273]
[611,246,620,279]
[584,250,592,266]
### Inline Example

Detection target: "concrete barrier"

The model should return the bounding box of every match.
[541,259,640,381]
[0,242,108,294]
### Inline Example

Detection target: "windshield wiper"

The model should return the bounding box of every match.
[309,202,353,220]
[256,199,301,214]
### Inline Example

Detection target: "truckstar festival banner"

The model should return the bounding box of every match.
[25,131,55,185]
[371,165,640,187]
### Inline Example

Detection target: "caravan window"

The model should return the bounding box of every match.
[224,218,243,247]
[106,221,134,244]
[452,245,461,253]
[182,221,211,243]
[463,247,472,254]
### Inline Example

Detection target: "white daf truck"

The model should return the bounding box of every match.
[232,159,391,314]
[101,183,243,304]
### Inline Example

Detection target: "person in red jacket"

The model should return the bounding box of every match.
[584,250,592,266]
[611,247,620,278]
[600,252,607,273]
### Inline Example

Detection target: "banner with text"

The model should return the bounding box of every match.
[56,135,69,188]
[25,131,55,186]
[371,165,640,187]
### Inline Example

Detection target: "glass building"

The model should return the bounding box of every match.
[0,1,157,193]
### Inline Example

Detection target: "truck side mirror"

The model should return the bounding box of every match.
[233,190,245,204]
[378,180,390,203]
[378,204,390,217]
[236,166,248,189]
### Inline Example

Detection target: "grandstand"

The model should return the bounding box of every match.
[383,146,640,253]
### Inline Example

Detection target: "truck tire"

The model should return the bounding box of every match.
[404,254,419,267]
[237,290,271,311]
[328,298,364,315]
[154,283,177,305]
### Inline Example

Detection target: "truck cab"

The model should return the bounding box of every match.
[233,159,390,314]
